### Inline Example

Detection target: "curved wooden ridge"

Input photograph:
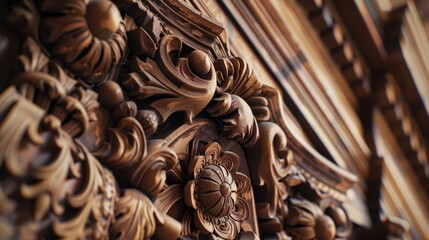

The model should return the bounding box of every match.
[0,0,357,239]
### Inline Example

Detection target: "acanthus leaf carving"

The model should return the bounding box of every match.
[0,88,116,239]
[94,117,146,169]
[120,35,217,134]
[110,189,181,240]
[94,116,179,199]
[13,71,91,138]
[213,57,262,99]
[131,139,178,199]
[208,93,259,147]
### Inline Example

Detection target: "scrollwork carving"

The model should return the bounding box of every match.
[131,139,178,199]
[213,57,262,98]
[94,117,179,199]
[208,93,259,147]
[120,35,217,134]
[206,56,270,147]
[319,198,352,239]
[246,122,293,237]
[247,122,291,218]
[0,88,116,239]
[0,0,359,239]
[13,71,90,138]
[111,189,181,240]
[94,117,146,169]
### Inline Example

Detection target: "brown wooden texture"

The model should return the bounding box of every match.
[2,0,425,239]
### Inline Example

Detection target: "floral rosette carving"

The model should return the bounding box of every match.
[182,142,250,239]
[38,0,127,83]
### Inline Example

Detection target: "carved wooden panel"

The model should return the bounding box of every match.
[0,0,357,239]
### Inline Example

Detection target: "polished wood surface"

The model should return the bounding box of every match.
[0,0,428,239]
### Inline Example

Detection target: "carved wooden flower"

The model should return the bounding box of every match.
[39,0,126,83]
[183,142,250,239]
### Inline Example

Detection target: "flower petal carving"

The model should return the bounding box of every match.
[39,0,127,83]
[188,155,205,179]
[203,142,223,163]
[213,219,239,239]
[218,151,239,173]
[194,208,214,234]
[231,197,250,222]
[233,172,251,195]
[179,141,251,239]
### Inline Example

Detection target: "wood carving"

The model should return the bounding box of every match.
[0,0,357,239]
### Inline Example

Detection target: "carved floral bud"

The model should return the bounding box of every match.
[136,110,161,135]
[112,101,137,120]
[321,200,352,238]
[86,0,122,40]
[96,81,125,109]
[285,198,336,240]
[188,50,211,77]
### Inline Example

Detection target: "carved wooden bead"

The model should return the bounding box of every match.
[112,101,137,120]
[136,110,160,135]
[86,0,122,40]
[188,50,211,77]
[96,81,125,109]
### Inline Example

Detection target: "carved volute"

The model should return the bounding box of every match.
[0,0,357,239]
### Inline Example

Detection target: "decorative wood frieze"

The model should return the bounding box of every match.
[300,0,428,238]
[326,0,429,197]
[296,0,371,99]
[0,0,358,239]
[375,76,429,193]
